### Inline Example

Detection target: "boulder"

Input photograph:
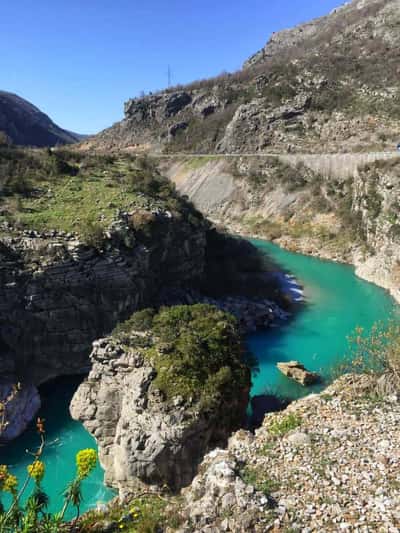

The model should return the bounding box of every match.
[277,361,320,386]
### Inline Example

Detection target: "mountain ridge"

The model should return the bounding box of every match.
[86,0,400,155]
[0,90,81,147]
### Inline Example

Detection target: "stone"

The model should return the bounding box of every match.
[0,383,41,442]
[277,361,320,386]
[287,431,312,447]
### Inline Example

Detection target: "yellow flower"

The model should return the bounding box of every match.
[76,448,97,479]
[27,460,45,483]
[0,465,17,494]
[4,473,17,494]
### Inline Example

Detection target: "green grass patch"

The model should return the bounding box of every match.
[241,466,280,496]
[0,147,203,245]
[268,413,302,437]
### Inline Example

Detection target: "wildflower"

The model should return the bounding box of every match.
[27,460,45,483]
[76,448,97,479]
[3,473,17,494]
[0,465,17,494]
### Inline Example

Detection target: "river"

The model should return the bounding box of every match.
[1,239,397,517]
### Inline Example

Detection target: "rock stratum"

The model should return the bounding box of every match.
[0,91,81,147]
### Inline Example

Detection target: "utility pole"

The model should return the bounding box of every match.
[167,65,172,88]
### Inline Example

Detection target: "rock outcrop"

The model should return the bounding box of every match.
[0,383,40,442]
[70,305,251,494]
[277,361,320,386]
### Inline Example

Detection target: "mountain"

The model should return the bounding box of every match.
[88,0,400,154]
[0,91,81,147]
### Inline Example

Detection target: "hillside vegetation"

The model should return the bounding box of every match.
[0,147,202,245]
[88,0,400,155]
[0,91,80,148]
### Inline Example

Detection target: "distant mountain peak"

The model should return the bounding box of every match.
[0,91,81,147]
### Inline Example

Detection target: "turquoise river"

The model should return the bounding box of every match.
[1,239,397,517]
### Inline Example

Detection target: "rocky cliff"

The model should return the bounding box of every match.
[70,305,251,495]
[87,0,400,155]
[0,91,81,147]
[353,158,400,302]
[162,153,400,303]
[0,148,285,441]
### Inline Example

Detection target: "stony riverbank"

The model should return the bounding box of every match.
[75,373,400,532]
[174,374,400,532]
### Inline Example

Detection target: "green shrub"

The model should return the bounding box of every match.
[268,413,302,437]
[116,304,250,407]
[343,321,400,389]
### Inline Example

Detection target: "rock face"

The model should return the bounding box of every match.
[353,158,400,303]
[70,324,250,494]
[0,383,41,442]
[0,91,81,147]
[0,211,206,387]
[277,361,320,386]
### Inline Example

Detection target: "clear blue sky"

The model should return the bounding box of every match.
[1,0,343,134]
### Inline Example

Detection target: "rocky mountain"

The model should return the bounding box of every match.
[88,0,400,155]
[0,91,81,147]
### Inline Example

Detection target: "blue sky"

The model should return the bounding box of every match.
[1,1,343,134]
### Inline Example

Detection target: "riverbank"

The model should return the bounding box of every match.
[225,219,400,305]
[172,373,400,532]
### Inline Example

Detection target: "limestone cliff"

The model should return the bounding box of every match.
[163,154,400,302]
[353,158,400,302]
[70,305,251,494]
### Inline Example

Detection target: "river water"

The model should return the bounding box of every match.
[1,239,397,516]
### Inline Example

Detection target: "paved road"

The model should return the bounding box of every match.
[150,151,400,179]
